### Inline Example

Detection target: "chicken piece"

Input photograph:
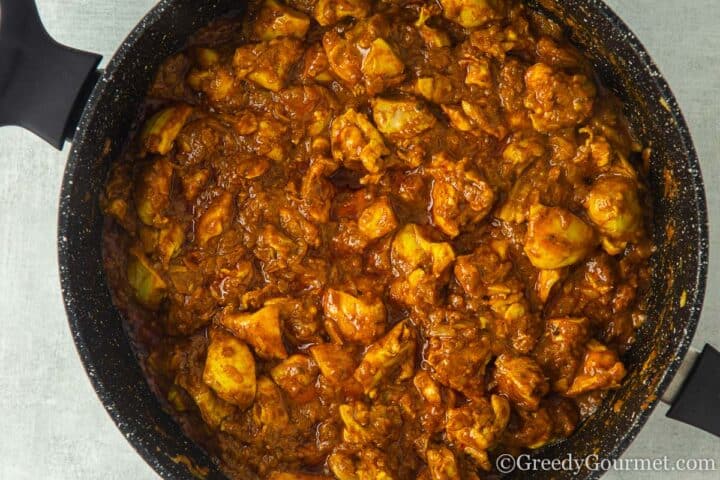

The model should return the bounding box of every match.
[309,343,356,384]
[177,354,236,430]
[536,268,562,303]
[460,100,508,139]
[442,100,508,139]
[127,247,167,309]
[323,14,403,92]
[186,65,236,104]
[358,197,398,240]
[501,132,545,177]
[445,395,510,470]
[464,57,492,88]
[585,176,642,252]
[174,117,225,167]
[414,76,454,104]
[570,126,616,170]
[323,289,387,345]
[301,43,334,83]
[524,205,596,269]
[536,36,583,69]
[534,317,590,392]
[179,168,210,203]
[466,22,526,61]
[453,244,510,298]
[439,0,502,28]
[353,320,416,395]
[524,62,596,132]
[134,157,174,227]
[331,220,371,255]
[154,223,184,265]
[195,191,234,247]
[249,226,293,272]
[254,223,301,269]
[441,105,474,133]
[425,321,491,400]
[454,242,541,354]
[266,297,323,345]
[426,446,460,480]
[391,224,455,277]
[280,85,338,139]
[542,253,623,325]
[361,38,405,95]
[217,154,271,186]
[253,0,311,40]
[328,449,397,480]
[327,452,357,480]
[493,354,549,411]
[488,295,542,355]
[220,305,288,359]
[202,329,256,408]
[301,157,336,223]
[415,7,452,48]
[279,206,320,248]
[140,104,193,155]
[270,354,319,401]
[211,260,255,308]
[427,154,495,237]
[322,31,363,87]
[496,164,542,224]
[253,376,289,432]
[565,340,626,396]
[186,383,236,429]
[371,97,437,139]
[331,108,390,173]
[233,38,303,91]
[185,50,233,104]
[389,267,441,308]
[414,371,443,405]
[251,116,288,161]
[314,0,370,26]
[339,401,402,446]
[268,473,332,480]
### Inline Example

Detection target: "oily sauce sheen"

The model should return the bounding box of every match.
[101,0,654,478]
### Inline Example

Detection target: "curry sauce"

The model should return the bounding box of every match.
[101,0,653,478]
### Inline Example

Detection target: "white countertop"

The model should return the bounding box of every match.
[0,1,718,478]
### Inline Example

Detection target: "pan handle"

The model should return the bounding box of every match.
[0,0,102,149]
[663,344,720,437]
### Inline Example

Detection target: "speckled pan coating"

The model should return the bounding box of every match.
[57,0,708,479]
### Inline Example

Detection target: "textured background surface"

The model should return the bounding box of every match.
[0,0,717,479]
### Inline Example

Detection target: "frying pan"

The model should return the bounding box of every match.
[0,0,715,478]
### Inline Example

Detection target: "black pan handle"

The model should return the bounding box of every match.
[0,0,102,149]
[665,344,720,437]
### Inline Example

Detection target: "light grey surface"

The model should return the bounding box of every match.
[0,0,717,479]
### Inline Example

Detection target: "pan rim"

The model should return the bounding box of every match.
[57,0,709,478]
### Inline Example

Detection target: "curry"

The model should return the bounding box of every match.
[101,0,653,478]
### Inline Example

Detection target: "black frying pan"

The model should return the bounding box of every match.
[0,0,715,478]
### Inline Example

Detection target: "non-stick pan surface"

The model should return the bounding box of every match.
[51,0,708,478]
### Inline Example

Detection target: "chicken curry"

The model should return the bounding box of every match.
[101,0,654,478]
